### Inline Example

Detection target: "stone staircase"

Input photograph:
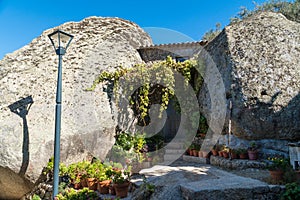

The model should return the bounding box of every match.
[163,141,186,163]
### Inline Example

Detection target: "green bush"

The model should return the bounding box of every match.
[280,182,300,200]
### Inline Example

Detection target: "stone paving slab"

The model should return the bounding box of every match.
[131,161,284,200]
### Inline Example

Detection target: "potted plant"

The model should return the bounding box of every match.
[230,148,239,159]
[68,163,82,189]
[192,144,200,157]
[267,157,290,182]
[86,162,99,191]
[96,165,111,194]
[222,147,230,158]
[238,148,248,159]
[248,141,259,160]
[106,166,131,198]
[211,145,219,156]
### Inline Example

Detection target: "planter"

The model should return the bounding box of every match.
[222,151,229,158]
[86,178,97,190]
[248,150,258,160]
[198,151,203,157]
[113,181,130,198]
[80,178,88,188]
[211,150,218,156]
[109,185,116,195]
[218,151,223,157]
[192,149,198,157]
[269,170,284,181]
[239,153,248,159]
[73,182,81,189]
[202,151,209,158]
[97,180,111,194]
[189,149,194,156]
[230,152,238,159]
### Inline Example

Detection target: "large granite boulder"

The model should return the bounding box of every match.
[202,12,300,140]
[0,17,151,199]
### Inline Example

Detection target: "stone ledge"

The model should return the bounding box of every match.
[182,155,209,164]
[210,155,267,170]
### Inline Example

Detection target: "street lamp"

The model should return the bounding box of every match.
[48,29,73,198]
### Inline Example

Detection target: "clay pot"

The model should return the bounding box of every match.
[218,151,223,157]
[97,180,111,194]
[109,185,116,195]
[269,170,284,181]
[86,178,97,190]
[222,151,229,158]
[248,150,258,160]
[239,153,248,159]
[202,151,209,158]
[211,150,218,156]
[192,149,198,157]
[80,178,88,187]
[230,152,238,159]
[113,181,130,198]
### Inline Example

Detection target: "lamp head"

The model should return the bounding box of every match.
[48,29,73,55]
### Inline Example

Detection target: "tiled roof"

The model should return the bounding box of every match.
[138,40,208,49]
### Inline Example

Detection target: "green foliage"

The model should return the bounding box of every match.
[105,167,131,184]
[32,194,41,200]
[43,157,68,179]
[267,157,290,170]
[280,182,300,200]
[87,56,201,123]
[231,0,300,23]
[55,188,99,200]
[202,23,222,41]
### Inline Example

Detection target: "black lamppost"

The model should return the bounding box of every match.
[48,29,73,198]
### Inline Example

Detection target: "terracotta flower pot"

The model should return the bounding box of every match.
[113,181,130,198]
[189,149,194,156]
[218,151,223,157]
[198,151,203,157]
[222,151,229,158]
[86,178,97,190]
[192,149,198,157]
[73,182,81,189]
[269,170,284,181]
[109,185,116,195]
[248,150,258,160]
[230,152,238,159]
[211,150,218,156]
[97,180,111,194]
[80,178,88,187]
[239,153,248,159]
[202,151,209,158]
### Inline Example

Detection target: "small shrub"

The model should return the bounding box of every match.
[280,182,300,200]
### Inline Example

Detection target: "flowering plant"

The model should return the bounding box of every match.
[267,157,290,171]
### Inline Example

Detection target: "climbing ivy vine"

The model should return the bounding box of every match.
[87,56,205,130]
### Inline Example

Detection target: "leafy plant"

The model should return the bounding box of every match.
[32,194,41,200]
[55,187,99,200]
[106,166,131,184]
[87,56,202,124]
[280,182,300,200]
[267,157,290,171]
[231,0,300,24]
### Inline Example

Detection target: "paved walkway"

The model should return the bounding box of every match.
[129,160,284,200]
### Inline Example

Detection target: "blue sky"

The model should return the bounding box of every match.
[0,0,269,59]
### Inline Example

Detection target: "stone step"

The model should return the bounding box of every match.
[164,142,186,149]
[165,149,186,154]
[163,154,182,161]
[182,155,208,164]
[180,174,282,200]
